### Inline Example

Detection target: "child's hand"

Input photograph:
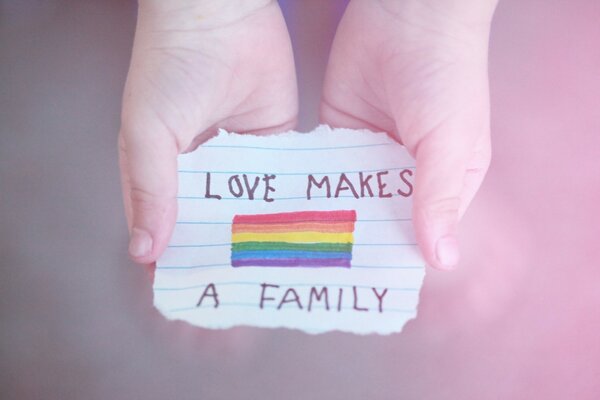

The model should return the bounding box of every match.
[119,0,297,263]
[321,0,498,270]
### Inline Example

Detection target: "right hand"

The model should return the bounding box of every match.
[119,0,298,264]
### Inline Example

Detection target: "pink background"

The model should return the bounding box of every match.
[1,0,599,398]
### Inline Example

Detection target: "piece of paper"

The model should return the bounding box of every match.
[154,126,426,335]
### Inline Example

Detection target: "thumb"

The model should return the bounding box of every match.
[412,130,486,271]
[118,121,179,264]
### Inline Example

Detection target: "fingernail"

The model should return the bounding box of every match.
[129,227,153,258]
[435,235,460,269]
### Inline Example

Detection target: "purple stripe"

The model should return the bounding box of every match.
[232,258,351,268]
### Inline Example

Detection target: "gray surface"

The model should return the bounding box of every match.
[2,1,600,399]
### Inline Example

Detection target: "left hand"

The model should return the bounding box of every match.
[321,0,497,270]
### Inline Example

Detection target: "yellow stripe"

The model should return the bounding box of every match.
[231,231,354,244]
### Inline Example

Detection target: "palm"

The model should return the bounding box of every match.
[119,2,298,262]
[122,2,297,152]
[321,0,494,269]
[321,0,490,154]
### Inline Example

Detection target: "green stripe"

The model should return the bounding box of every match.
[231,241,353,253]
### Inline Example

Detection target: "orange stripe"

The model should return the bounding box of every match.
[232,221,355,234]
[233,210,356,224]
[232,231,353,243]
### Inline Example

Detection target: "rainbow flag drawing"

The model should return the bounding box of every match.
[231,210,357,268]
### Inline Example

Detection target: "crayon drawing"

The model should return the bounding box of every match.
[230,210,356,268]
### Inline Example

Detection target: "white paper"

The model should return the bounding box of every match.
[154,126,426,335]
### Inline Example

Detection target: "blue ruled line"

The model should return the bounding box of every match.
[154,281,419,292]
[168,243,231,248]
[168,303,416,313]
[177,193,412,201]
[351,265,424,270]
[176,221,232,225]
[175,218,411,225]
[157,263,230,270]
[178,166,415,176]
[156,264,423,270]
[198,143,395,151]
[167,243,417,248]
[351,243,417,247]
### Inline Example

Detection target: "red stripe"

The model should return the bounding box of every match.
[233,210,357,224]
[232,221,355,234]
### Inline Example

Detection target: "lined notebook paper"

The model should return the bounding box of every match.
[154,126,426,335]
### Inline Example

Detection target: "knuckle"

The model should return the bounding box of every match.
[130,187,174,215]
[418,196,461,223]
[467,147,492,174]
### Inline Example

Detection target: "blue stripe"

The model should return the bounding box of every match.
[231,250,351,260]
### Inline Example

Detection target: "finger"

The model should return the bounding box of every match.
[413,131,474,270]
[458,133,491,219]
[118,134,133,232]
[119,121,179,264]
[319,97,395,134]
